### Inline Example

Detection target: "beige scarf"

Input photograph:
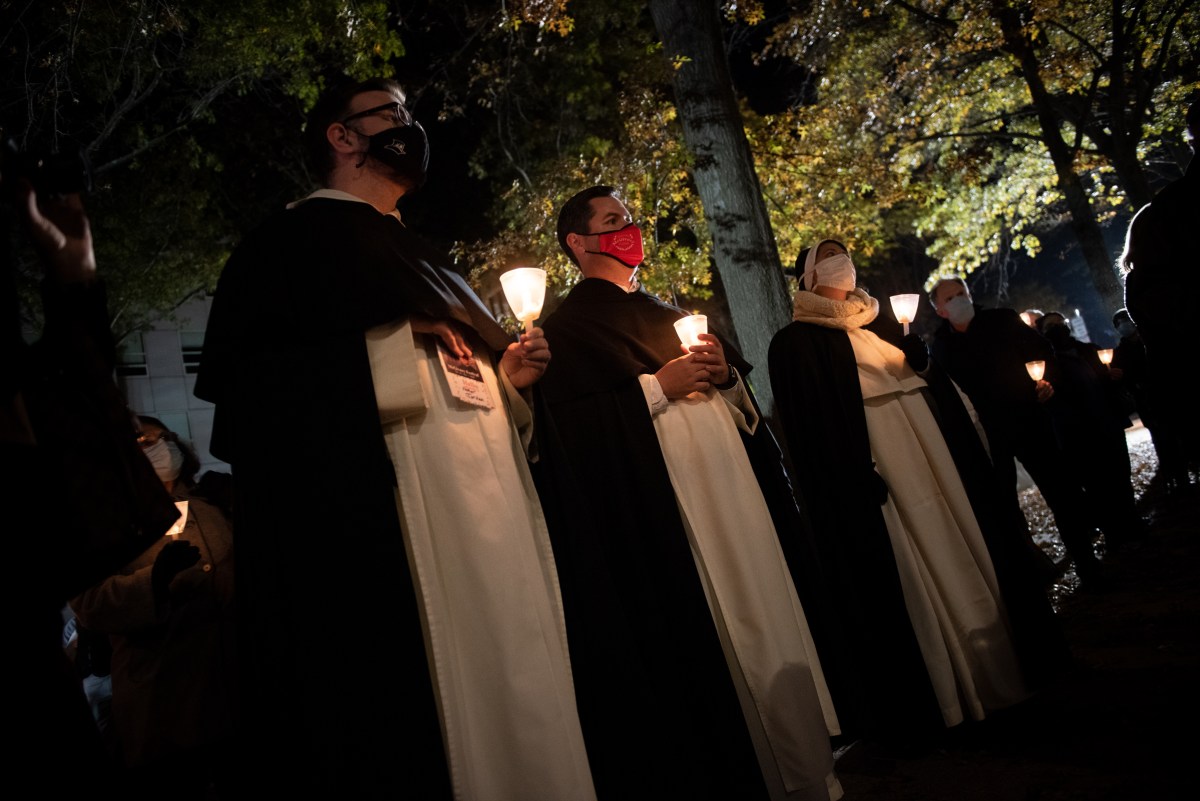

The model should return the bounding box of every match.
[791,287,879,330]
[791,288,924,400]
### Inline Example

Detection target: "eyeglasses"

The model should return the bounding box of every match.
[341,101,411,127]
[136,429,169,448]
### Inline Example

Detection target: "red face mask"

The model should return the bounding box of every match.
[584,222,644,268]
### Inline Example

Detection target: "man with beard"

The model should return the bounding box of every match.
[195,78,594,800]
[533,185,842,801]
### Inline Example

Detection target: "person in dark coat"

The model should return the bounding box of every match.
[1035,312,1145,551]
[1111,307,1178,490]
[1120,103,1200,488]
[928,279,1107,587]
[72,417,237,801]
[3,176,177,791]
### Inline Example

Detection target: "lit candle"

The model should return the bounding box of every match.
[1098,348,1114,366]
[166,500,188,538]
[1025,360,1046,382]
[673,314,708,348]
[1019,311,1035,327]
[499,267,548,333]
[889,293,921,336]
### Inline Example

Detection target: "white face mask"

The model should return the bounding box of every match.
[144,438,183,483]
[806,253,857,292]
[943,295,975,326]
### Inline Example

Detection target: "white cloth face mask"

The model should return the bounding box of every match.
[944,295,975,326]
[808,253,857,292]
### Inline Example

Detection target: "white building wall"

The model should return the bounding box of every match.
[118,294,228,478]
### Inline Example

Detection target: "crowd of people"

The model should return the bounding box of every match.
[7,77,1194,800]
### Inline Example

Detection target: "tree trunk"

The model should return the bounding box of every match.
[1096,0,1155,209]
[996,4,1125,312]
[649,0,791,415]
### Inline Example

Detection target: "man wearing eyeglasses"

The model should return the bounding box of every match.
[195,78,594,800]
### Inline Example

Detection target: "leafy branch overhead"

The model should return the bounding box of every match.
[2,0,403,339]
[756,0,1197,307]
[3,0,1196,340]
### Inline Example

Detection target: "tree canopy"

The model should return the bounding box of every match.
[755,0,1198,311]
[2,0,403,339]
[3,0,1196,345]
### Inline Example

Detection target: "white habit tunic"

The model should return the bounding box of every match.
[370,324,596,801]
[850,328,1030,725]
[640,373,844,801]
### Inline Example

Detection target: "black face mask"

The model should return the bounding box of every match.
[357,122,429,189]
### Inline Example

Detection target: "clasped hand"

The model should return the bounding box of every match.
[656,333,729,400]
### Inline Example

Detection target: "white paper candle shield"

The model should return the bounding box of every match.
[673,314,708,348]
[499,267,547,331]
[1025,360,1046,381]
[889,293,921,335]
[1098,348,1114,366]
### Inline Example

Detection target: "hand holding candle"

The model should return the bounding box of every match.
[499,267,547,333]
[889,293,921,336]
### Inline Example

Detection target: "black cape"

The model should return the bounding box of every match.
[194,198,513,797]
[768,321,946,746]
[534,278,771,800]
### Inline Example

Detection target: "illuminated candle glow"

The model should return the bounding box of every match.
[499,267,548,333]
[889,293,921,336]
[1025,360,1046,382]
[1098,348,1114,366]
[673,314,708,348]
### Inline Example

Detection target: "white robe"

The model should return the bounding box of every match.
[371,325,595,801]
[640,374,844,801]
[850,329,1030,725]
